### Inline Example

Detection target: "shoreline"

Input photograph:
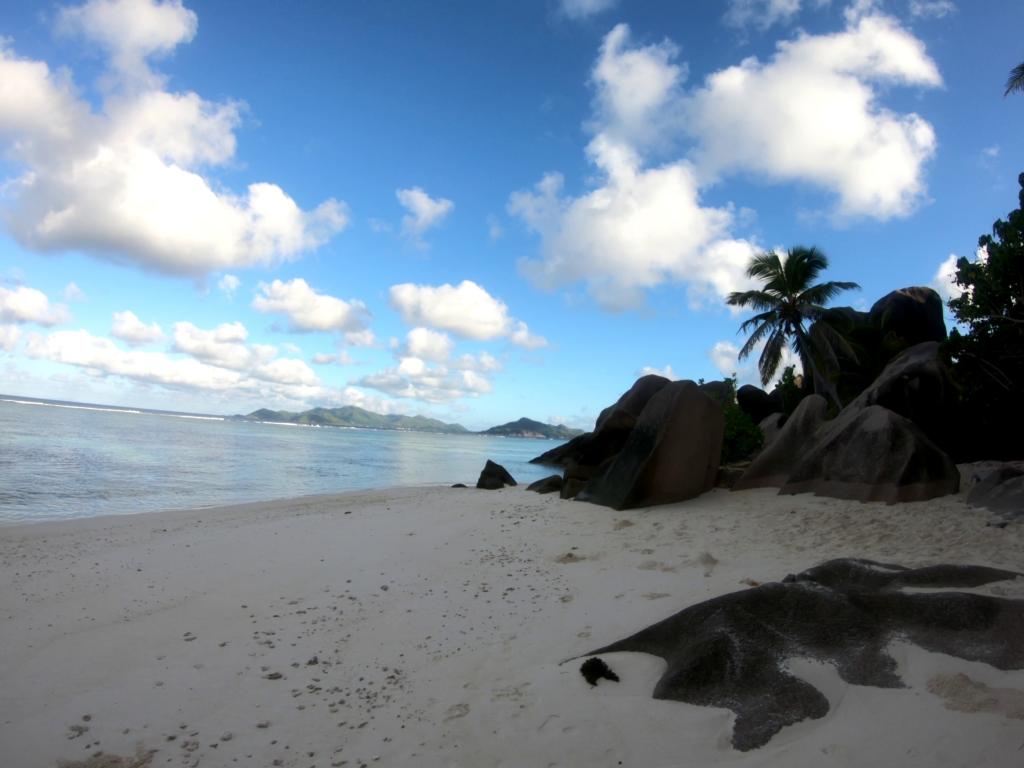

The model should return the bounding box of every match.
[2,485,1022,767]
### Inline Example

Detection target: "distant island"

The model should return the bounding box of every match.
[234,406,580,439]
[480,417,583,439]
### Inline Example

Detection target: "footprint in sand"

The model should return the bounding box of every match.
[443,703,470,722]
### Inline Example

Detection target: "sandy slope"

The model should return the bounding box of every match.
[1,485,1022,768]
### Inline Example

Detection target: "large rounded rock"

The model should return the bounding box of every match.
[844,341,956,450]
[967,463,1024,516]
[869,286,947,349]
[734,395,829,490]
[530,374,670,467]
[578,380,724,510]
[780,405,959,504]
[737,385,779,425]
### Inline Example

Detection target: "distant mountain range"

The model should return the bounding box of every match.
[480,417,583,439]
[235,406,581,439]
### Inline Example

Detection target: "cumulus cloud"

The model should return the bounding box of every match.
[111,309,163,345]
[356,358,492,403]
[356,325,506,404]
[590,24,686,151]
[688,12,941,219]
[252,278,370,333]
[343,328,377,348]
[0,324,21,350]
[404,327,453,363]
[709,339,801,387]
[218,273,240,298]
[930,253,963,302]
[311,350,354,365]
[908,0,955,19]
[510,14,940,310]
[560,0,618,20]
[389,280,547,347]
[724,0,804,30]
[0,1,348,276]
[27,319,322,403]
[58,0,197,86]
[509,140,758,310]
[396,186,454,245]
[0,285,70,326]
[639,364,677,379]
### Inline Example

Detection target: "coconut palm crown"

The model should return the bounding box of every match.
[726,247,860,404]
[1005,61,1024,96]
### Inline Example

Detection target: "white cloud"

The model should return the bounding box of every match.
[343,328,377,348]
[58,0,198,86]
[454,351,502,373]
[389,280,546,347]
[111,309,163,345]
[312,350,354,365]
[560,0,618,20]
[28,320,321,399]
[0,324,21,350]
[172,320,272,370]
[908,0,955,19]
[724,0,804,31]
[688,12,941,219]
[28,328,244,391]
[931,253,963,302]
[590,24,686,151]
[396,186,454,245]
[982,145,1000,159]
[218,273,240,298]
[63,282,86,301]
[356,359,493,403]
[511,15,941,311]
[639,364,677,380]
[709,339,801,387]
[509,140,758,311]
[252,278,370,333]
[0,5,348,277]
[404,327,453,363]
[0,285,70,326]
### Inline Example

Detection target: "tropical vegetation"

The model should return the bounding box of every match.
[945,172,1024,459]
[726,247,860,408]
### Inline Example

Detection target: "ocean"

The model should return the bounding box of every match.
[0,396,565,524]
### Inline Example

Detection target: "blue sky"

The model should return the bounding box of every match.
[0,0,1021,429]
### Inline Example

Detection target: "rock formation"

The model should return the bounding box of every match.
[578,381,723,510]
[476,460,517,490]
[575,558,1024,751]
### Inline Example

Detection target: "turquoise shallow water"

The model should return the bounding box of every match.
[0,397,564,524]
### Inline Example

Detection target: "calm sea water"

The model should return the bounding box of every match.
[0,397,564,524]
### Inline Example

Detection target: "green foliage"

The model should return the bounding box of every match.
[726,246,859,408]
[718,375,764,464]
[775,365,807,418]
[944,172,1024,459]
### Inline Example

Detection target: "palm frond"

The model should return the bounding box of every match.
[745,251,785,283]
[727,290,781,312]
[738,319,775,360]
[758,329,787,386]
[1005,61,1024,97]
[738,309,779,335]
[797,280,861,307]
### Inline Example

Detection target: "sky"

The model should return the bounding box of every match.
[0,0,1021,430]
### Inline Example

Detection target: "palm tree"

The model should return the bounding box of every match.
[1006,61,1024,96]
[726,246,859,407]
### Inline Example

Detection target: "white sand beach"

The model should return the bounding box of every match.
[1,485,1022,768]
